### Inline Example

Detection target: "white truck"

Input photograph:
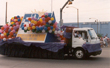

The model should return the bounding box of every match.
[63,26,102,59]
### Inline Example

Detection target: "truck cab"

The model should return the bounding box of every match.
[64,27,102,59]
[72,28,100,48]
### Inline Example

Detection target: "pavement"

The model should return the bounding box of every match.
[0,47,110,68]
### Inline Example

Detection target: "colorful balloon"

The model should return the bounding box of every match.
[49,30,52,33]
[48,20,52,24]
[31,20,35,23]
[28,27,31,30]
[32,26,36,29]
[42,29,45,33]
[51,17,54,21]
[24,27,27,30]
[28,18,32,21]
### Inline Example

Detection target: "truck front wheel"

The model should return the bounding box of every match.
[74,49,85,59]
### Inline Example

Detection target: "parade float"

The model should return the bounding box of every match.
[0,12,102,59]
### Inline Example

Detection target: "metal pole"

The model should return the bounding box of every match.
[51,0,52,12]
[77,9,79,27]
[60,8,62,27]
[5,2,7,24]
[60,0,70,27]
[97,20,98,34]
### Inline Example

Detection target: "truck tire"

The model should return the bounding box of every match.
[74,49,85,59]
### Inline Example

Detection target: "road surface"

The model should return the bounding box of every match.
[0,47,110,68]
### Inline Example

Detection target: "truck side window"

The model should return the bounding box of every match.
[74,31,81,38]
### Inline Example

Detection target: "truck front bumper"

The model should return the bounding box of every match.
[89,50,102,56]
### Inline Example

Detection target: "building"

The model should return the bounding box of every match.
[63,21,110,38]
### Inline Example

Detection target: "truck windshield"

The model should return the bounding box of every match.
[88,29,97,39]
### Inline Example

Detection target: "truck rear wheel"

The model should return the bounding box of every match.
[74,49,85,59]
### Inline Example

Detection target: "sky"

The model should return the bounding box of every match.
[0,0,110,25]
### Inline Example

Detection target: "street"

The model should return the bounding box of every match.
[0,47,110,68]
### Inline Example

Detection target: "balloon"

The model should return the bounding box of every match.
[52,20,55,24]
[14,26,17,30]
[50,26,53,29]
[31,20,35,23]
[44,27,47,30]
[53,24,56,28]
[4,33,7,36]
[48,20,52,24]
[32,26,36,29]
[54,22,58,25]
[11,17,14,19]
[34,18,38,21]
[14,19,18,22]
[42,29,45,33]
[5,29,8,33]
[29,23,31,27]
[0,30,3,33]
[44,13,48,16]
[18,19,21,22]
[24,27,27,30]
[11,22,14,25]
[1,34,3,36]
[1,27,4,30]
[37,21,41,25]
[45,15,48,18]
[17,16,20,18]
[3,38,6,41]
[24,30,27,32]
[54,30,58,34]
[52,28,55,31]
[34,21,37,24]
[8,35,12,38]
[42,17,45,21]
[10,32,13,36]
[41,15,45,18]
[12,30,15,33]
[16,25,20,28]
[14,16,18,19]
[24,24,26,27]
[51,17,54,21]
[45,24,50,27]
[48,27,51,30]
[49,30,52,33]
[45,18,48,22]
[16,22,19,25]
[28,18,31,21]
[28,27,30,30]
[8,29,11,32]
[39,27,43,30]
[47,17,51,20]
[30,23,33,27]
[9,38,12,40]
[39,18,43,22]
[36,27,40,31]
[57,30,61,34]
[4,25,8,29]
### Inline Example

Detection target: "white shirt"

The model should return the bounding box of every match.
[75,33,81,37]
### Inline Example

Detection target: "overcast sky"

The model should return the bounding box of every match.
[0,0,110,25]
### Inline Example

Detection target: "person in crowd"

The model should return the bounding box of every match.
[103,35,108,47]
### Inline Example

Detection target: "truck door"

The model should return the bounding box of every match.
[72,31,86,47]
